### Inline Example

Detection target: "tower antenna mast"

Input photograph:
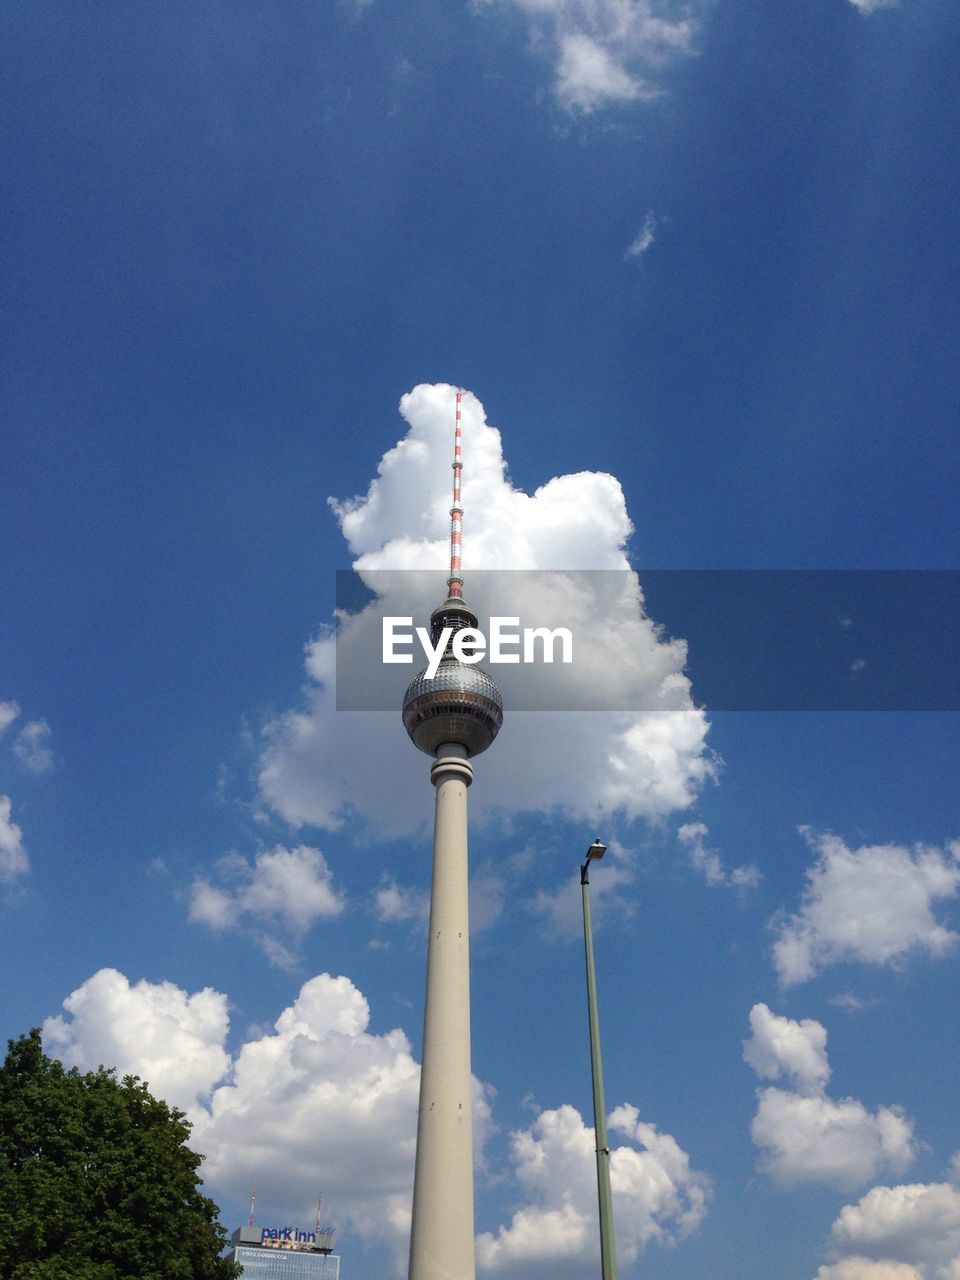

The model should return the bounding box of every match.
[448,388,464,600]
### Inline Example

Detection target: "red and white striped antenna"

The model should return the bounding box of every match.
[447,389,464,600]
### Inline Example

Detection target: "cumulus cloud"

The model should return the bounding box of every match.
[44,967,707,1265]
[0,700,20,734]
[259,384,714,839]
[625,211,657,258]
[678,822,760,890]
[744,1005,915,1190]
[43,968,428,1256]
[826,1181,960,1279]
[0,796,29,880]
[188,845,345,944]
[476,1102,709,1272]
[477,1,699,113]
[42,968,231,1117]
[772,831,960,986]
[13,719,54,773]
[743,1002,830,1094]
[196,973,435,1255]
[751,1090,914,1191]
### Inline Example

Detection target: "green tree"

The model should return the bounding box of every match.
[0,1030,240,1280]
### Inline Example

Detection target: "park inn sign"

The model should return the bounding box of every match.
[261,1226,318,1246]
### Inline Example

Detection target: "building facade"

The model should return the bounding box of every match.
[229,1226,340,1280]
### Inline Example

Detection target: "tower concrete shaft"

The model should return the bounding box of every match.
[408,744,476,1280]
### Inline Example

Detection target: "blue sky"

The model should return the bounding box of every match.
[3,2,960,1278]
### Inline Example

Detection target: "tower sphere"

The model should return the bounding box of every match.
[402,598,503,758]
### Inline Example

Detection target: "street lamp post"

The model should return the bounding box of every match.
[580,839,618,1280]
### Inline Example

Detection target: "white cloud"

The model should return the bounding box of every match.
[0,700,20,734]
[478,1,699,114]
[752,1089,914,1191]
[476,1102,709,1272]
[816,1262,923,1280]
[678,821,723,884]
[678,822,760,890]
[833,1183,960,1252]
[772,831,960,987]
[41,968,437,1259]
[0,795,29,880]
[41,968,709,1270]
[848,0,899,14]
[256,933,301,972]
[189,879,235,929]
[189,845,345,937]
[743,1002,830,1094]
[194,974,485,1262]
[42,968,231,1117]
[830,992,871,1014]
[375,877,430,925]
[625,211,657,258]
[744,1005,915,1191]
[731,863,762,888]
[13,719,54,773]
[556,33,651,111]
[259,384,714,839]
[827,1182,960,1278]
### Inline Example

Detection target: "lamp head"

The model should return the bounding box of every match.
[586,839,607,861]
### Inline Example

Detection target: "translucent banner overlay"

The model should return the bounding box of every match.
[334,570,960,712]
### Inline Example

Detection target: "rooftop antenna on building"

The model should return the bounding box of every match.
[248,1187,256,1227]
[315,1190,322,1238]
[447,388,464,601]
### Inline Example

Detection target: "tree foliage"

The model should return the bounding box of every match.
[0,1030,240,1280]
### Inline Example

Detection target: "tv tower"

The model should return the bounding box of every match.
[402,389,503,1280]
